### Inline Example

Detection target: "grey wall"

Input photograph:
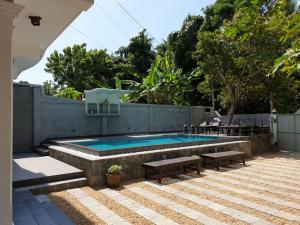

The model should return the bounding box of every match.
[13,85,211,150]
[106,103,208,135]
[277,114,300,152]
[13,84,34,153]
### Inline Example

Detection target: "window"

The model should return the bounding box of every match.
[87,103,98,114]
[110,104,119,114]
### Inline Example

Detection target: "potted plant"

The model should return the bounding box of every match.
[106,165,123,188]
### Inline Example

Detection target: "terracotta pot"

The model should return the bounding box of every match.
[106,173,121,188]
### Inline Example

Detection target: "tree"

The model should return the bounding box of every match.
[195,0,299,121]
[18,80,30,85]
[195,31,244,124]
[200,0,251,32]
[43,80,58,96]
[115,30,155,81]
[128,51,194,105]
[45,43,115,92]
[166,15,204,73]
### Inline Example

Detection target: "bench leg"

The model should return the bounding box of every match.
[242,156,246,166]
[202,158,206,168]
[196,163,201,175]
[183,165,187,173]
[216,160,220,171]
[158,168,163,184]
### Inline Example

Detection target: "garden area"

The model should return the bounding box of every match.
[38,0,300,124]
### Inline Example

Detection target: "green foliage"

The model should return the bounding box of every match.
[44,0,299,112]
[165,15,204,73]
[128,51,194,105]
[115,30,155,81]
[43,80,58,96]
[18,81,30,85]
[54,87,82,100]
[107,165,123,175]
[45,43,114,93]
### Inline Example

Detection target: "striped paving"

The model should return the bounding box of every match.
[67,188,130,225]
[203,170,300,201]
[100,188,177,225]
[128,186,227,225]
[220,168,300,193]
[231,165,300,181]
[174,177,300,223]
[225,168,300,187]
[143,181,274,225]
[178,174,300,210]
[49,152,300,225]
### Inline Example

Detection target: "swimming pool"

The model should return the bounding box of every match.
[71,135,221,151]
[53,134,229,157]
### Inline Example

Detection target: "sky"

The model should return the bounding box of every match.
[15,0,215,85]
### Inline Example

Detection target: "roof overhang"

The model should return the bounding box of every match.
[12,0,94,78]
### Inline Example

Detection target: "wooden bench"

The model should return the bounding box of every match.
[201,151,245,170]
[142,156,202,183]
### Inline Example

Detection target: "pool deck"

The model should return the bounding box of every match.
[49,151,300,225]
[13,154,82,183]
[13,153,85,188]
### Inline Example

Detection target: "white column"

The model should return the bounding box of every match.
[0,1,23,225]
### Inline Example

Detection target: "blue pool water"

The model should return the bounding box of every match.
[71,135,221,151]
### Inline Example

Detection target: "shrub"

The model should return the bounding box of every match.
[107,165,123,174]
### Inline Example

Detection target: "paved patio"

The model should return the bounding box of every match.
[47,151,300,225]
[13,153,83,184]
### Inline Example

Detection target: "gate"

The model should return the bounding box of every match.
[277,113,300,152]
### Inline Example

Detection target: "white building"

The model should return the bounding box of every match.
[0,0,93,224]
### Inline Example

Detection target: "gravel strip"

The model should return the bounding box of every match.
[237,167,300,182]
[49,191,105,225]
[214,170,300,199]
[185,178,300,216]
[227,165,300,187]
[232,161,300,176]
[139,183,247,225]
[204,172,300,204]
[121,184,201,225]
[83,186,153,225]
[249,161,300,170]
[170,183,296,225]
[228,170,300,192]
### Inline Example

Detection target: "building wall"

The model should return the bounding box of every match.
[13,83,34,153]
[13,85,211,152]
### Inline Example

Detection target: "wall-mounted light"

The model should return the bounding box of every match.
[29,16,42,26]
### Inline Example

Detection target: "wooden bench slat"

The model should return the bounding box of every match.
[142,156,201,168]
[142,156,202,183]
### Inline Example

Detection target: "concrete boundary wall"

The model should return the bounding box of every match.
[277,114,300,152]
[13,85,211,152]
[13,83,34,153]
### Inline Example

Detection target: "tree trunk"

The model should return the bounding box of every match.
[228,88,238,125]
[211,86,215,112]
[228,101,237,125]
